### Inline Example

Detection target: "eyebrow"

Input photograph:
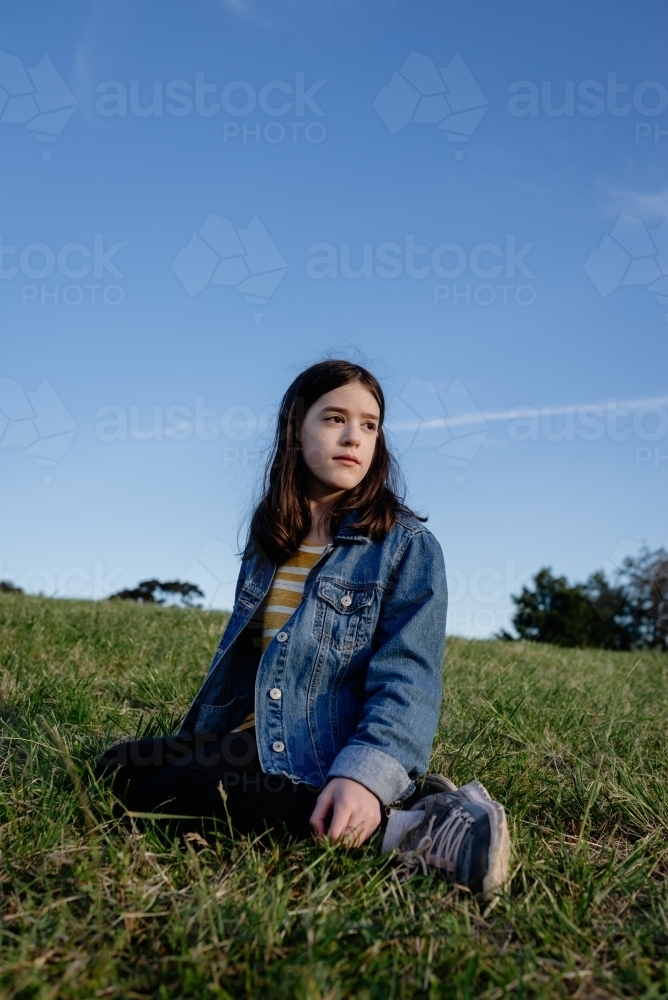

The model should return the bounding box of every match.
[320,405,379,421]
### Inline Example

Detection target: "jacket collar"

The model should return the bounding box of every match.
[334,509,371,543]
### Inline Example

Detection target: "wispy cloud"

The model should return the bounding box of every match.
[387,394,668,433]
[603,186,668,219]
[218,0,269,25]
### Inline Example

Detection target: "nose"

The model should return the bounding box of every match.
[341,420,361,446]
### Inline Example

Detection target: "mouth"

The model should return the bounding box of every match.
[333,455,360,466]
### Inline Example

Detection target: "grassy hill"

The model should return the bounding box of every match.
[1,593,667,998]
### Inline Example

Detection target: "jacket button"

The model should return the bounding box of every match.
[276,631,288,643]
[272,741,285,753]
[340,595,352,607]
[269,687,282,700]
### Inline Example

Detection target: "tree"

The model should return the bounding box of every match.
[0,581,23,594]
[501,568,631,648]
[501,547,668,650]
[109,579,204,608]
[616,546,668,650]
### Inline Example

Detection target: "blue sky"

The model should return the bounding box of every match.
[1,0,667,637]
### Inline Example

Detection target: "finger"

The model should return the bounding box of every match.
[309,786,334,836]
[328,801,354,842]
[342,821,364,848]
[343,812,379,847]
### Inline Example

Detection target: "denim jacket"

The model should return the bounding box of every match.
[180,511,448,805]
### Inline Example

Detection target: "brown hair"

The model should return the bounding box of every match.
[247,359,424,564]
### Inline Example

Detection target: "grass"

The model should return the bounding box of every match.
[0,594,667,999]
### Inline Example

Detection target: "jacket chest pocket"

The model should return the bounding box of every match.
[312,578,376,653]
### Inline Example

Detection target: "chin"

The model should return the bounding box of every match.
[334,475,364,491]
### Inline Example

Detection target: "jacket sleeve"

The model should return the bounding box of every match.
[326,528,448,805]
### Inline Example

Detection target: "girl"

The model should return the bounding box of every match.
[97,360,509,901]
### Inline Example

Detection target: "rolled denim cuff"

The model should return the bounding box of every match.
[326,744,414,806]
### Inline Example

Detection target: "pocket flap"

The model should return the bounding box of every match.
[317,578,375,614]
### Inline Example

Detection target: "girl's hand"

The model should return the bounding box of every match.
[310,777,381,846]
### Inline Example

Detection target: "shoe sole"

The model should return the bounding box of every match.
[456,780,510,902]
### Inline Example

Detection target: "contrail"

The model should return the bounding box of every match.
[387,394,668,432]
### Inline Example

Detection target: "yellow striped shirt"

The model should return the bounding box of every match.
[250,543,327,651]
[232,543,326,733]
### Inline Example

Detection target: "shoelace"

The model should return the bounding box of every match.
[401,805,475,878]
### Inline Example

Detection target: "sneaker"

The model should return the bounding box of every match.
[418,773,458,796]
[381,779,510,902]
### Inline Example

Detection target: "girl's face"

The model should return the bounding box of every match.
[298,381,380,496]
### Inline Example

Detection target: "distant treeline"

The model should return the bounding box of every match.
[108,579,204,607]
[2,547,666,651]
[0,578,204,608]
[501,546,667,650]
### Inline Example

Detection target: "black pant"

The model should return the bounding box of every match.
[95,730,321,840]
